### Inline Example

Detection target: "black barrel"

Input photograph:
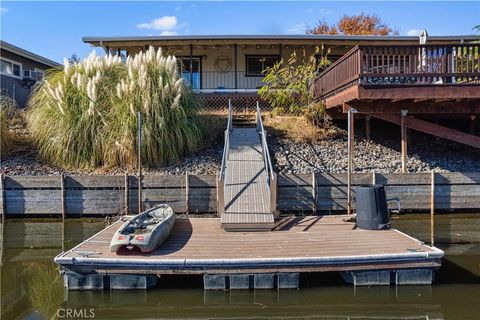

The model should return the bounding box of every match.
[355,184,390,230]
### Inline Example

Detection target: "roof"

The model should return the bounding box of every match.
[83,34,480,46]
[0,40,61,68]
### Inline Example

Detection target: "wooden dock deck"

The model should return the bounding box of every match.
[221,128,273,230]
[55,215,443,290]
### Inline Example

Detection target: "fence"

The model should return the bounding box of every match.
[1,172,479,217]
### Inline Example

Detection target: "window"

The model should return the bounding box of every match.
[0,58,22,78]
[34,68,45,81]
[246,55,279,76]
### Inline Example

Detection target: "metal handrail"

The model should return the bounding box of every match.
[219,99,232,182]
[217,99,233,215]
[256,102,275,185]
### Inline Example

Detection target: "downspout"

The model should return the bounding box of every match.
[99,41,109,54]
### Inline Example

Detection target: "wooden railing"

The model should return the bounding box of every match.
[312,43,480,99]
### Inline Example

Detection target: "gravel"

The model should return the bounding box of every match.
[2,127,479,175]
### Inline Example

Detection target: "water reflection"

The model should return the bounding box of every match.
[1,215,479,319]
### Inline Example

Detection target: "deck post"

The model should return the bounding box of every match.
[401,110,408,173]
[312,173,317,212]
[270,173,277,215]
[347,107,356,214]
[470,115,476,135]
[124,172,129,214]
[430,170,435,246]
[365,115,371,141]
[185,173,190,214]
[189,44,193,88]
[234,44,238,90]
[60,172,66,220]
[137,112,143,213]
[0,173,5,222]
[217,174,224,216]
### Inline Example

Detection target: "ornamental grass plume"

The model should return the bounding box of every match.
[0,94,17,154]
[27,47,201,169]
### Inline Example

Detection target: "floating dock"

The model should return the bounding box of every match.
[55,215,443,290]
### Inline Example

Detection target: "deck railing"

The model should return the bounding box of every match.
[183,71,267,91]
[256,101,277,213]
[217,99,232,215]
[312,43,480,99]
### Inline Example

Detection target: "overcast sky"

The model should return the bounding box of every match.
[1,1,479,63]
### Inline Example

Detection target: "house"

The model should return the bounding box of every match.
[0,40,61,107]
[83,34,480,172]
[82,34,478,91]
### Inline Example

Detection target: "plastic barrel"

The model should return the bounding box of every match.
[355,184,390,230]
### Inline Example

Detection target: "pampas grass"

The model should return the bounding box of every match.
[0,94,17,154]
[27,47,201,169]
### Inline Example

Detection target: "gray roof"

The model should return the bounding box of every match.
[83,34,480,44]
[0,40,61,68]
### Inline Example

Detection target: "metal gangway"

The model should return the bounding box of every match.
[217,100,276,231]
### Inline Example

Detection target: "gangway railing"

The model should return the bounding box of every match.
[256,102,277,213]
[217,99,232,215]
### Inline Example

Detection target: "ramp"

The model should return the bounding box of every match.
[218,102,276,231]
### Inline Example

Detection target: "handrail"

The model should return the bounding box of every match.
[256,102,277,212]
[217,99,232,215]
[219,99,232,182]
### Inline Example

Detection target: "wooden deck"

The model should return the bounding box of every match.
[221,128,274,231]
[55,215,443,276]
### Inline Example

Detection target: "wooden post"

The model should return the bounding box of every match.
[124,172,129,215]
[0,173,5,222]
[470,115,476,135]
[189,44,193,87]
[347,107,356,214]
[60,173,66,220]
[216,174,224,217]
[234,44,238,90]
[430,170,435,246]
[270,173,277,215]
[137,112,143,214]
[365,115,371,141]
[401,110,408,173]
[185,173,190,214]
[372,170,376,185]
[312,173,317,213]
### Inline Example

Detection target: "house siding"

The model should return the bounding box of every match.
[125,43,349,90]
[0,48,55,107]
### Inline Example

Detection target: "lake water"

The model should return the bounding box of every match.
[1,214,479,319]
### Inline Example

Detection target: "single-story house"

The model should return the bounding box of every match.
[82,34,479,93]
[0,40,61,107]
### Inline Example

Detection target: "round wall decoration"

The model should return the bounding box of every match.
[214,56,232,73]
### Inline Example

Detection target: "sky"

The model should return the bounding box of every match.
[1,1,479,63]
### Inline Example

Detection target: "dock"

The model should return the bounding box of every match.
[55,215,443,290]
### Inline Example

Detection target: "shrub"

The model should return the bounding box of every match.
[259,46,331,116]
[27,47,201,169]
[0,94,17,154]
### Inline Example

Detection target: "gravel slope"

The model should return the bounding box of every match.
[2,127,479,175]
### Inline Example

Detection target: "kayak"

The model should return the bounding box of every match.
[110,204,175,253]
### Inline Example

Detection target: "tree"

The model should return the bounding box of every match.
[307,12,398,36]
[259,46,330,119]
[67,53,80,64]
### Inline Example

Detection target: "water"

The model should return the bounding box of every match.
[1,214,479,319]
